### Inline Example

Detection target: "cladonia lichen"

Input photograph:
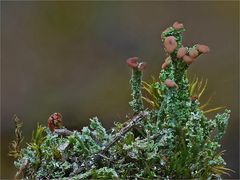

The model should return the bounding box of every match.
[9,21,232,179]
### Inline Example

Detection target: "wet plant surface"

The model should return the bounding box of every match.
[9,22,233,179]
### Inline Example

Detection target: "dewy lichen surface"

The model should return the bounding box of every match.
[10,21,232,179]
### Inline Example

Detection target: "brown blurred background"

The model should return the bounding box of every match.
[1,1,239,179]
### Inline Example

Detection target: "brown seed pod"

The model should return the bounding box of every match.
[173,21,184,30]
[165,79,178,88]
[196,44,210,54]
[48,112,63,133]
[164,36,177,53]
[183,55,194,64]
[177,47,187,59]
[189,48,199,58]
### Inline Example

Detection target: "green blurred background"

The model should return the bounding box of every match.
[1,1,239,179]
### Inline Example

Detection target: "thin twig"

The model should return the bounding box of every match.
[69,111,148,176]
[54,128,73,136]
[55,128,102,146]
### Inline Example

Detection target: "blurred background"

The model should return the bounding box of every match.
[1,1,239,179]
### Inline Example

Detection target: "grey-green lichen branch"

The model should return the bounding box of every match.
[127,57,147,114]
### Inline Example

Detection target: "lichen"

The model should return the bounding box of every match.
[10,21,232,179]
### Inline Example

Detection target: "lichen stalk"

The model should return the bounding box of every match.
[129,69,144,113]
[126,57,146,113]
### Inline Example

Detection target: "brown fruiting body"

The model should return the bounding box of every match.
[196,44,210,54]
[191,95,198,102]
[126,57,139,69]
[165,79,178,88]
[183,55,194,64]
[173,21,184,30]
[162,62,168,69]
[164,36,177,53]
[162,57,171,69]
[189,48,199,58]
[177,47,187,59]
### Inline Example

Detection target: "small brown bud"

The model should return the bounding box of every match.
[177,47,187,59]
[173,21,184,30]
[164,36,177,53]
[162,62,168,69]
[165,79,178,88]
[183,55,194,64]
[189,48,199,58]
[126,57,146,71]
[126,57,139,69]
[196,44,210,54]
[162,57,171,69]
[191,95,198,102]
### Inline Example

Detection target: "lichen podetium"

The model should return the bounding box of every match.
[9,21,232,179]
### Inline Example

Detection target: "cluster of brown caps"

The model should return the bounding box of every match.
[177,44,210,64]
[126,57,147,71]
[161,22,210,89]
[162,21,210,65]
